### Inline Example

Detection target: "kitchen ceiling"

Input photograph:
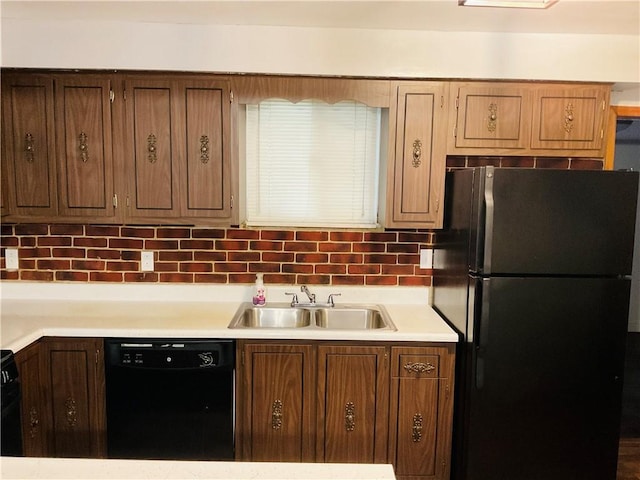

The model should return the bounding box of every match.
[1,0,638,36]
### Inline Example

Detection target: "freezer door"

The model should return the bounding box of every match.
[457,276,629,480]
[470,167,638,276]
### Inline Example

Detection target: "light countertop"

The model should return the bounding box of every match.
[0,282,458,352]
[0,457,397,480]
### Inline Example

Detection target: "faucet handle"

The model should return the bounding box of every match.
[285,292,299,307]
[327,293,341,307]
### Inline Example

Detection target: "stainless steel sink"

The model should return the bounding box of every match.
[228,304,313,328]
[315,306,395,330]
[228,303,396,331]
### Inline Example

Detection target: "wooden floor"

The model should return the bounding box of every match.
[618,333,640,480]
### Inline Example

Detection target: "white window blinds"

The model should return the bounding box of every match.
[245,99,381,228]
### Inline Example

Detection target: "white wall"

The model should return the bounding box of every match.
[1,18,639,101]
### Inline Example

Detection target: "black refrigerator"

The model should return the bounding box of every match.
[432,166,639,480]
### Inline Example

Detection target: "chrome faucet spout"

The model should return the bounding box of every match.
[300,285,316,304]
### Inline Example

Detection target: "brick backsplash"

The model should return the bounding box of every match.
[0,225,435,287]
[0,156,604,286]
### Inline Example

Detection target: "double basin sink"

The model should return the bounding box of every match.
[228,302,396,331]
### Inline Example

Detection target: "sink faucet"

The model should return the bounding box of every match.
[300,285,316,304]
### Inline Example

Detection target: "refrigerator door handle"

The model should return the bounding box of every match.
[474,279,491,389]
[482,167,495,274]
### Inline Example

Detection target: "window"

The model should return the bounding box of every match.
[244,99,382,228]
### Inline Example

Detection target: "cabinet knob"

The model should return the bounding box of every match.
[487,103,498,132]
[412,139,422,168]
[564,103,575,133]
[147,134,157,163]
[24,133,35,163]
[271,399,283,430]
[412,413,423,442]
[345,401,356,431]
[78,132,89,163]
[199,135,210,164]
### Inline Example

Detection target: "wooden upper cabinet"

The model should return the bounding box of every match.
[531,84,609,153]
[125,75,232,223]
[54,75,116,219]
[316,345,389,464]
[1,73,58,218]
[449,82,533,152]
[386,82,449,229]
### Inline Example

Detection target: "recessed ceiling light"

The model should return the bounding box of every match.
[458,0,559,8]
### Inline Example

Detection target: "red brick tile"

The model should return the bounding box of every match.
[535,157,570,169]
[296,275,330,285]
[106,261,139,271]
[295,253,328,263]
[283,263,314,274]
[158,251,193,262]
[332,275,364,285]
[124,272,159,282]
[296,231,328,241]
[446,156,467,168]
[1,271,19,280]
[215,240,248,251]
[330,253,363,264]
[20,237,36,247]
[109,238,144,249]
[180,263,213,273]
[122,227,156,238]
[315,264,346,274]
[214,263,248,273]
[468,157,501,167]
[1,237,19,247]
[319,242,351,253]
[382,264,415,275]
[155,262,179,272]
[87,249,124,260]
[144,239,179,250]
[366,276,397,286]
[50,224,84,236]
[263,273,295,284]
[501,156,535,168]
[90,272,123,282]
[250,263,281,273]
[121,251,139,261]
[51,247,84,258]
[38,237,72,247]
[261,252,294,263]
[398,232,429,243]
[400,276,431,286]
[21,271,54,281]
[226,229,259,240]
[229,273,262,283]
[195,251,227,261]
[398,254,420,265]
[348,264,381,275]
[17,259,35,269]
[157,228,191,238]
[1,225,14,236]
[387,243,419,254]
[330,231,363,242]
[250,241,283,251]
[37,259,71,270]
[55,271,89,281]
[194,274,228,283]
[365,254,397,264]
[72,260,106,270]
[86,226,120,236]
[364,232,396,242]
[180,240,214,250]
[22,247,53,258]
[353,243,385,253]
[261,230,294,241]
[15,224,48,236]
[159,273,194,282]
[570,158,604,170]
[284,241,317,252]
[75,238,108,248]
[192,229,226,239]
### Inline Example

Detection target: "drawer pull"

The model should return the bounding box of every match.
[345,402,355,431]
[403,362,435,374]
[271,399,283,430]
[199,135,210,164]
[487,103,497,132]
[147,134,157,164]
[65,397,77,427]
[24,133,35,162]
[78,132,89,163]
[564,103,574,133]
[412,139,422,168]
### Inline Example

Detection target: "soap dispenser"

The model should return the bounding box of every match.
[252,273,266,306]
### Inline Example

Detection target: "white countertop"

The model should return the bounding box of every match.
[0,282,457,351]
[0,457,396,480]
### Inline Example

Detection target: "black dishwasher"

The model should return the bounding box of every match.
[105,339,235,461]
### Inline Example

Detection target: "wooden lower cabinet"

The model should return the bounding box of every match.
[15,337,107,458]
[236,340,455,479]
[388,345,456,480]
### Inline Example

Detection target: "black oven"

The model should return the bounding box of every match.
[1,350,23,457]
[105,339,235,461]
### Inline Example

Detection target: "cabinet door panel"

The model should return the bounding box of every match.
[317,345,389,464]
[15,342,48,457]
[243,343,314,462]
[55,77,114,218]
[1,75,57,217]
[184,85,228,215]
[130,85,176,213]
